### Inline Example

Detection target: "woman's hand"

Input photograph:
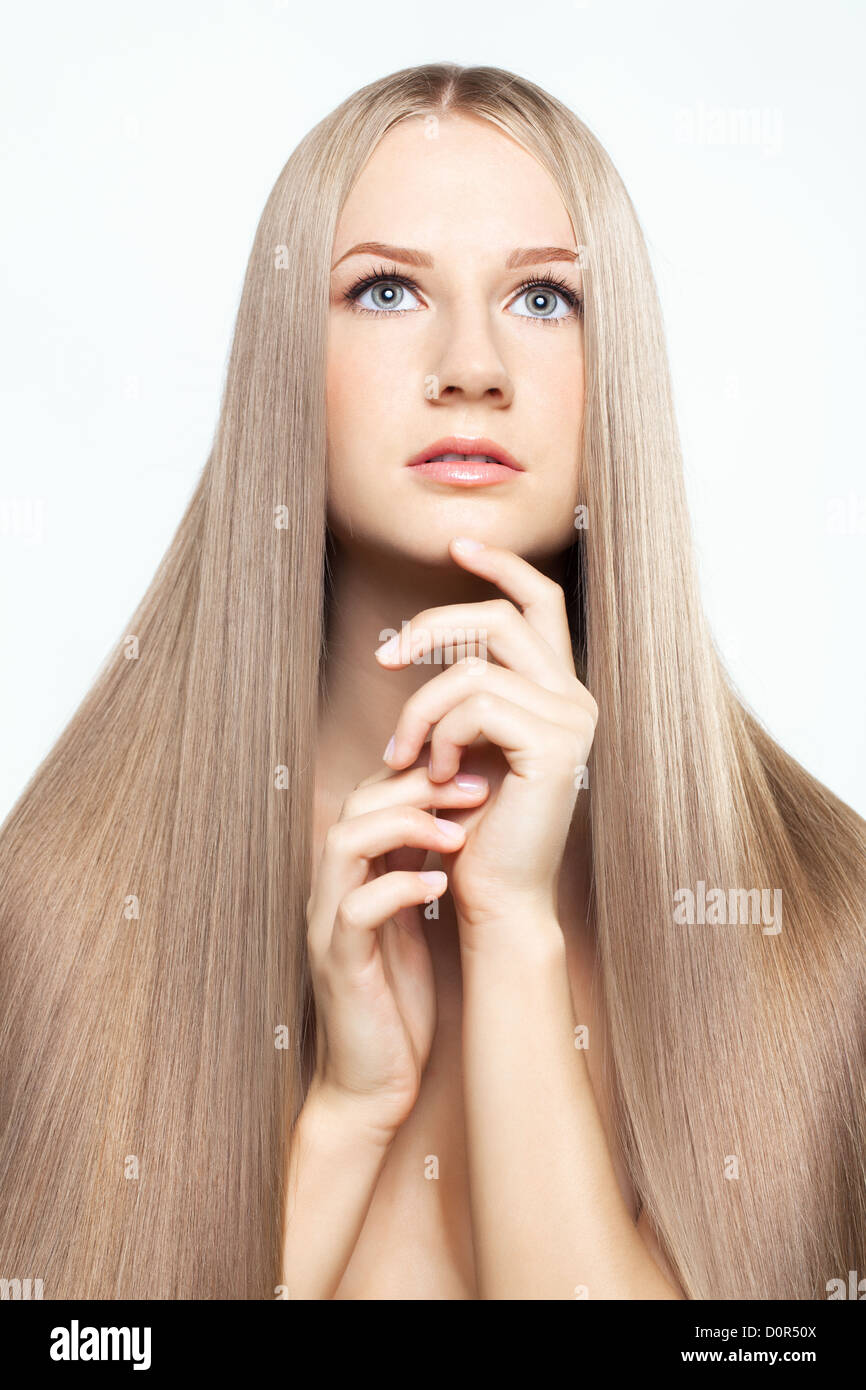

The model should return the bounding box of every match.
[305,763,490,1139]
[376,538,597,947]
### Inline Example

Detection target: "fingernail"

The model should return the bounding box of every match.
[383,735,395,761]
[435,818,464,841]
[419,870,447,889]
[455,774,487,790]
[453,537,484,553]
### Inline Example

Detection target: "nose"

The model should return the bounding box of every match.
[427,299,514,407]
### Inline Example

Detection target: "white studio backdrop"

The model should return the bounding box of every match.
[1,0,864,822]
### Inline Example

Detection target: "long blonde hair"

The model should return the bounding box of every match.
[1,63,863,1299]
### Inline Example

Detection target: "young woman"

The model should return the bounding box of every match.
[1,63,864,1301]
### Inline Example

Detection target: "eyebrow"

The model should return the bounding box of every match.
[330,241,580,271]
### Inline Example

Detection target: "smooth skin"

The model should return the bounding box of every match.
[283,112,684,1299]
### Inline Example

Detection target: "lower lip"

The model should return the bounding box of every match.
[408,460,522,486]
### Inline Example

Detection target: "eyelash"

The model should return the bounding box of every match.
[342,261,583,325]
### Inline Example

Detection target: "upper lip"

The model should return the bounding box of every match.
[406,436,525,471]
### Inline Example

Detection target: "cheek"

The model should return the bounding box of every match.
[520,331,583,412]
[325,336,400,526]
[326,332,407,451]
[325,340,359,450]
[533,353,585,520]
[544,352,584,435]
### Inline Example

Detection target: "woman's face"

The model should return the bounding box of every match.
[326,113,584,565]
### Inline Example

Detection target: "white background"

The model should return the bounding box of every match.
[1,0,864,821]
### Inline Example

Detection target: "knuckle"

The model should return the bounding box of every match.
[405,619,431,651]
[453,654,487,684]
[574,706,597,743]
[354,767,390,790]
[397,690,423,723]
[323,820,351,856]
[543,574,566,606]
[570,678,599,726]
[396,804,427,834]
[339,789,362,820]
[336,896,363,934]
[469,690,497,717]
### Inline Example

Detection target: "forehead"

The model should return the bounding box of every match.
[333,114,575,257]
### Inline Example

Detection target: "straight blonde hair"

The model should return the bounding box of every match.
[1,63,864,1299]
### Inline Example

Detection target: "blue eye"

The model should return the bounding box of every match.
[342,262,582,324]
[508,285,574,321]
[352,279,423,313]
[344,264,424,315]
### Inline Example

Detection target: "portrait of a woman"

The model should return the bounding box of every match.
[1,62,863,1302]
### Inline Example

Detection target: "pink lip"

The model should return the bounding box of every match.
[406,436,525,487]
